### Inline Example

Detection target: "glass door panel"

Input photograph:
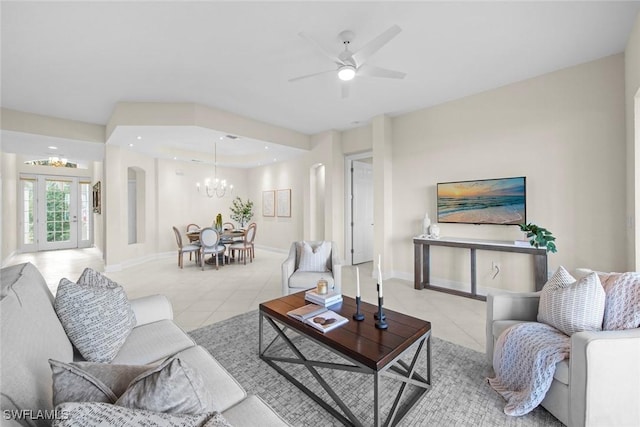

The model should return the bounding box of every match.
[39,178,78,250]
[79,181,92,247]
[20,178,37,251]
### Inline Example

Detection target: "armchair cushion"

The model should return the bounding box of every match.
[538,269,605,336]
[297,241,330,272]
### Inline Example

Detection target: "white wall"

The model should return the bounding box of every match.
[391,54,627,291]
[626,13,640,270]
[0,152,17,265]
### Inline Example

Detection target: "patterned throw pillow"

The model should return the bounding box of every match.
[116,357,216,415]
[602,272,640,330]
[53,402,232,427]
[537,267,606,336]
[54,269,136,363]
[297,241,331,272]
[49,359,151,406]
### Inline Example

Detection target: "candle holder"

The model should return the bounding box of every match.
[374,283,386,321]
[352,296,365,321]
[375,296,388,330]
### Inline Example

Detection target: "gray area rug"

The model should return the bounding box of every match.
[189,311,563,427]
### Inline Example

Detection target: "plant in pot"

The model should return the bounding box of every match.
[229,197,254,228]
[519,222,557,253]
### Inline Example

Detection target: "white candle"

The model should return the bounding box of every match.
[356,267,360,297]
[378,254,383,298]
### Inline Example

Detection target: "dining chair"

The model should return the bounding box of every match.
[222,222,235,231]
[199,227,226,270]
[186,223,201,260]
[229,223,257,265]
[172,226,200,269]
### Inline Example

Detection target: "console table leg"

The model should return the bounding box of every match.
[414,243,422,290]
[470,248,477,296]
[533,253,548,291]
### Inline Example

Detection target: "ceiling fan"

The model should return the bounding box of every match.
[289,25,406,98]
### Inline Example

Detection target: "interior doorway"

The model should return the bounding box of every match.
[345,153,374,265]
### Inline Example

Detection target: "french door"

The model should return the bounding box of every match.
[19,175,92,252]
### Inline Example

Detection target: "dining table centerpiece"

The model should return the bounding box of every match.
[230,197,254,228]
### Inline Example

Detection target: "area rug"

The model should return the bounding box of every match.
[189,311,562,427]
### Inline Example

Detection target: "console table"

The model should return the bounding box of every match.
[413,236,548,300]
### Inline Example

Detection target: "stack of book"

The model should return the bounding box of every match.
[305,289,342,307]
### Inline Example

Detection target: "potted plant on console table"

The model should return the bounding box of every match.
[519,222,557,253]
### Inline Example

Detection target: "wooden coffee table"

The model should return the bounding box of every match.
[259,293,432,427]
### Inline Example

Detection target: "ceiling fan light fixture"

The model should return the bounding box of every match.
[338,65,356,81]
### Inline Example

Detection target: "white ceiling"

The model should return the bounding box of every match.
[2,1,639,164]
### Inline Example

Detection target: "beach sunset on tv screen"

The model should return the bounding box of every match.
[437,177,526,225]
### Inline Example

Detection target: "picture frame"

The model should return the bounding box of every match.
[92,181,101,214]
[262,190,275,217]
[276,189,291,218]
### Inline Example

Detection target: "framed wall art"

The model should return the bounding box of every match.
[92,181,101,214]
[262,190,275,217]
[276,189,291,218]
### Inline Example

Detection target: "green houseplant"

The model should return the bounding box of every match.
[229,197,254,228]
[519,222,557,253]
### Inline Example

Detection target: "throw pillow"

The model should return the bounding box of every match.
[53,402,232,427]
[602,272,640,330]
[297,241,330,272]
[54,268,136,363]
[49,359,150,406]
[116,357,216,415]
[538,269,606,336]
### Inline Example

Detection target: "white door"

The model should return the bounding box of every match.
[19,175,92,251]
[352,160,374,264]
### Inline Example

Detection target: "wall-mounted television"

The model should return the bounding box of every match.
[437,177,526,225]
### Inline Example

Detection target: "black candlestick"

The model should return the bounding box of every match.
[374,283,386,320]
[352,296,365,321]
[375,296,388,330]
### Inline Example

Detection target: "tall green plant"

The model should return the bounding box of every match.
[519,222,557,253]
[229,197,254,228]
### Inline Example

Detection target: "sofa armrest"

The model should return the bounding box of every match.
[281,244,296,295]
[486,291,540,363]
[570,328,640,427]
[129,294,173,326]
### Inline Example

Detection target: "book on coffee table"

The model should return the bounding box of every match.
[304,289,342,307]
[287,304,349,333]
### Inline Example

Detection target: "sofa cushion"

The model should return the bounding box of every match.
[288,272,334,291]
[1,263,73,425]
[53,402,230,427]
[116,357,216,415]
[49,359,150,405]
[297,241,330,272]
[538,268,605,336]
[492,320,529,341]
[111,319,196,365]
[54,269,136,362]
[222,395,290,427]
[553,360,570,386]
[175,345,247,412]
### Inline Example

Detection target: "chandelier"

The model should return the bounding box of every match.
[197,139,233,198]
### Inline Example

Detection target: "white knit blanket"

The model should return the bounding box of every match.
[488,322,570,416]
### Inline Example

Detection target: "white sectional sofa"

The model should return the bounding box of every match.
[0,262,288,426]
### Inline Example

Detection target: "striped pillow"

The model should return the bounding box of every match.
[297,241,331,272]
[537,267,605,336]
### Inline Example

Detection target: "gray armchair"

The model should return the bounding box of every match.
[281,241,342,296]
[486,284,640,426]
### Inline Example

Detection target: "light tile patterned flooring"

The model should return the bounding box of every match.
[5,247,486,353]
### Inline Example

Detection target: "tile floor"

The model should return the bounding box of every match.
[4,247,486,353]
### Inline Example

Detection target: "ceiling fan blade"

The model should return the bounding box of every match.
[352,24,402,67]
[358,63,406,79]
[298,32,343,65]
[288,69,335,83]
[341,82,350,99]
